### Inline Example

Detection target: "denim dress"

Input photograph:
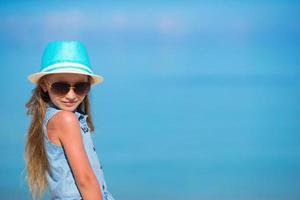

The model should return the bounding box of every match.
[43,105,115,200]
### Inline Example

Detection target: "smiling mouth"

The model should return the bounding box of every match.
[62,102,77,106]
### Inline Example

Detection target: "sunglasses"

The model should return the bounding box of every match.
[47,81,91,96]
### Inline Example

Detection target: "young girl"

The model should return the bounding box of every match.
[25,41,115,200]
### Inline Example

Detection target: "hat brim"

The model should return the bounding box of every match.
[28,69,104,85]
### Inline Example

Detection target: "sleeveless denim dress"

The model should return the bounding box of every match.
[43,105,115,200]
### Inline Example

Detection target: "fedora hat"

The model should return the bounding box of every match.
[28,40,104,85]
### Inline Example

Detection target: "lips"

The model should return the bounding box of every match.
[62,101,77,107]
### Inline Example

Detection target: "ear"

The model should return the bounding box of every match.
[39,79,48,92]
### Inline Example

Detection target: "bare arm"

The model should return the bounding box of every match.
[48,111,103,200]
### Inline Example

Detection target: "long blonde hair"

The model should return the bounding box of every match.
[25,77,94,199]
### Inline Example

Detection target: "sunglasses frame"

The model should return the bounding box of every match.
[45,80,91,96]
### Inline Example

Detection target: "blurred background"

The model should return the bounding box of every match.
[0,0,299,199]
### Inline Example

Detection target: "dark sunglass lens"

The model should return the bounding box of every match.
[51,82,70,95]
[74,82,90,95]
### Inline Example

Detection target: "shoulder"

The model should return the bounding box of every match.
[48,111,80,130]
[46,111,82,145]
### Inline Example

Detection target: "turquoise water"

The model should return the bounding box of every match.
[2,72,300,199]
[0,1,300,200]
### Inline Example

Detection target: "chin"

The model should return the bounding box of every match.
[63,106,77,112]
[63,107,76,112]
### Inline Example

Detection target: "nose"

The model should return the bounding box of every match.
[65,87,77,100]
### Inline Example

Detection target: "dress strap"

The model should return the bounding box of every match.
[43,106,62,128]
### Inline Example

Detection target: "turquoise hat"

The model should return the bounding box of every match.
[28,40,104,85]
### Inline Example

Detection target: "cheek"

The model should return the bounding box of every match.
[78,96,86,103]
[47,92,60,102]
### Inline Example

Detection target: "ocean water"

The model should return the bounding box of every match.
[1,70,299,200]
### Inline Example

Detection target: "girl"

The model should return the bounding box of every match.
[25,41,115,200]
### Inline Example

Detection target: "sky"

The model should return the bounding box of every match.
[0,1,299,200]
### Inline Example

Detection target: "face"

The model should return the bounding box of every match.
[41,73,90,112]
